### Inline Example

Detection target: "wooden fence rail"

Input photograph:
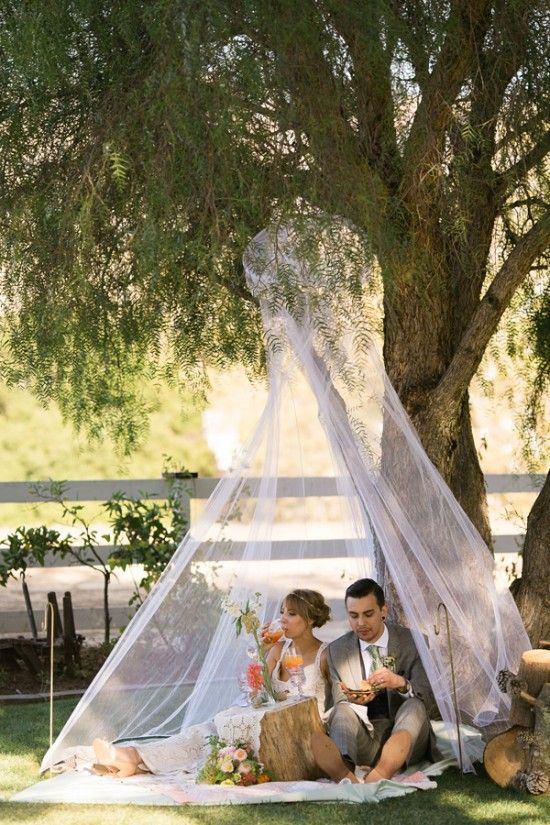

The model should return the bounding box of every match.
[0,474,545,564]
[0,474,544,636]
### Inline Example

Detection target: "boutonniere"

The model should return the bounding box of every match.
[381,656,396,672]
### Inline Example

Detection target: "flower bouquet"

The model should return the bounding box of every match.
[196,735,271,786]
[224,593,287,706]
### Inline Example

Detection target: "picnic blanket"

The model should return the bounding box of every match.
[12,722,484,806]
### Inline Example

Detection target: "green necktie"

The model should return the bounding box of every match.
[367,644,383,674]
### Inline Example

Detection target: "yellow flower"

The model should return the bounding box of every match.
[242,612,260,634]
[220,779,234,786]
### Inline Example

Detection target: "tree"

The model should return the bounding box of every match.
[0,1,548,640]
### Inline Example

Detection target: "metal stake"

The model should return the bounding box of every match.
[434,601,464,773]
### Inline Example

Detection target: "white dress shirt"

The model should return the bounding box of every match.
[359,625,413,696]
[359,625,390,676]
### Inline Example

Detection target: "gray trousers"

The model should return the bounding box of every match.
[327,698,431,768]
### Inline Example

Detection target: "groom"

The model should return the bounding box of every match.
[313,578,438,783]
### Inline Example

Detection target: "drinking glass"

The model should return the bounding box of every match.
[283,646,306,697]
[236,673,251,706]
[263,619,284,645]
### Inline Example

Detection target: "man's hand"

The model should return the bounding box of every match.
[339,681,375,705]
[369,667,408,692]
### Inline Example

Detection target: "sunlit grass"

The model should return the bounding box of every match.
[1,699,548,825]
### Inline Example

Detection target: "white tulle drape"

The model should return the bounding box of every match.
[41,226,529,774]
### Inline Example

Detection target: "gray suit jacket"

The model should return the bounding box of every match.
[327,622,438,720]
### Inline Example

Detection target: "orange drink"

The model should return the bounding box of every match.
[284,653,303,669]
[266,628,284,644]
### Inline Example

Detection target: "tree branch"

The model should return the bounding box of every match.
[325,2,402,193]
[386,0,431,90]
[496,130,550,200]
[401,0,493,201]
[431,209,550,418]
[262,0,399,244]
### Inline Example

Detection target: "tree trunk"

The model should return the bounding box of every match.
[448,393,492,549]
[513,470,550,646]
[383,320,492,546]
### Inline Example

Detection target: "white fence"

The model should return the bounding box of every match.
[0,474,544,634]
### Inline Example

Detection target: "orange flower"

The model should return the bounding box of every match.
[246,662,264,691]
[257,773,270,783]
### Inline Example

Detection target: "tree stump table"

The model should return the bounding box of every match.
[484,649,550,794]
[214,696,325,781]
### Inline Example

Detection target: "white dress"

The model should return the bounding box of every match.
[136,640,329,775]
[271,639,329,719]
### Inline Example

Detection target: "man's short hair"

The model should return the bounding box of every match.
[345,578,385,608]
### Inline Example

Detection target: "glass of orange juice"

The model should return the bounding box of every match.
[262,619,284,645]
[284,646,305,697]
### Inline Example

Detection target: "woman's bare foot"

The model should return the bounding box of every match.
[92,738,141,777]
[311,732,360,784]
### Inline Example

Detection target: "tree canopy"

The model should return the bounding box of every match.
[1,0,549,640]
[1,1,548,452]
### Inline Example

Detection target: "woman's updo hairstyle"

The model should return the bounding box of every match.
[283,589,331,628]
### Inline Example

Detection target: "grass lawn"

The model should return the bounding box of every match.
[1,699,548,825]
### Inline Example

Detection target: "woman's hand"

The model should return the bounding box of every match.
[260,622,272,647]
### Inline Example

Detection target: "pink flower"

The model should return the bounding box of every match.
[218,756,234,773]
[238,760,254,774]
[234,748,248,761]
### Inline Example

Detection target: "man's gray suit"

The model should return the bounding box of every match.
[327,622,440,768]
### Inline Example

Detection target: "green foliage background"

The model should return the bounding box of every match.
[0,381,216,526]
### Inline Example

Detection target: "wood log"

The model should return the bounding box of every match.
[483,726,526,788]
[63,592,76,674]
[22,580,38,640]
[46,592,63,646]
[258,697,325,781]
[13,639,43,675]
[509,650,550,727]
[532,683,550,780]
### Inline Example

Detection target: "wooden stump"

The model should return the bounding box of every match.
[532,683,550,781]
[484,726,526,788]
[509,650,550,727]
[258,697,325,781]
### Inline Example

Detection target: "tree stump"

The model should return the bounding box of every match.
[258,697,325,781]
[509,650,550,727]
[484,726,525,788]
[531,683,550,781]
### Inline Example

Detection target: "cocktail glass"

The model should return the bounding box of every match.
[262,619,284,646]
[283,647,306,697]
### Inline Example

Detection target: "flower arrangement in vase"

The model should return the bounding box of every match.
[223,592,287,706]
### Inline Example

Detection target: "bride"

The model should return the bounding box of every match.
[93,588,332,777]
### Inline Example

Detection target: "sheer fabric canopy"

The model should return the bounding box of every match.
[42,225,529,774]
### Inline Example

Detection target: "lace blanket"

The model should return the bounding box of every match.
[214,696,305,756]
